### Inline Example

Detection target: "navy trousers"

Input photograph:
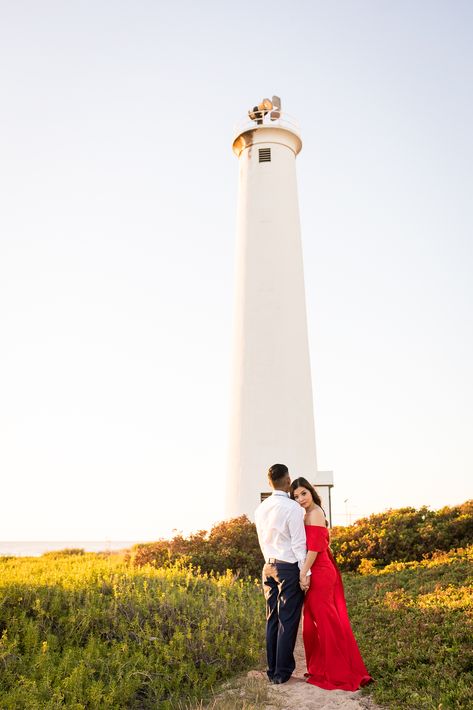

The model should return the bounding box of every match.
[262,561,304,682]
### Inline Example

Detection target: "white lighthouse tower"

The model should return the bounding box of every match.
[226,97,333,524]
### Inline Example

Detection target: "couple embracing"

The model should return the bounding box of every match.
[255,463,373,691]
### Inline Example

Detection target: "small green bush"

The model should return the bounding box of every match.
[129,515,263,579]
[42,548,85,558]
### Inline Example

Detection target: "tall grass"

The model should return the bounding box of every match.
[0,554,264,709]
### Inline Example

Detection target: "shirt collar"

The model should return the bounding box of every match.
[272,491,289,497]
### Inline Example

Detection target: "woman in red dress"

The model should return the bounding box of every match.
[290,477,373,691]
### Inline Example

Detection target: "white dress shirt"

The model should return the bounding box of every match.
[254,491,307,568]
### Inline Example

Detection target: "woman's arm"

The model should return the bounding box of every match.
[299,550,319,592]
[300,508,326,588]
[300,550,319,580]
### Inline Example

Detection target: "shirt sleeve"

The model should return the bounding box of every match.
[254,509,265,558]
[288,504,307,568]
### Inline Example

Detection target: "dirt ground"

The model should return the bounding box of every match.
[199,625,380,710]
[244,628,378,710]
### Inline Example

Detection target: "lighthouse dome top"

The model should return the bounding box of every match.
[232,95,302,157]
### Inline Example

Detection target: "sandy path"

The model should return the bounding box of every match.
[247,626,377,710]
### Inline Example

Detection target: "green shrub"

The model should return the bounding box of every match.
[129,502,473,578]
[331,500,473,571]
[129,515,264,579]
[0,554,265,708]
[344,545,473,709]
[42,548,85,558]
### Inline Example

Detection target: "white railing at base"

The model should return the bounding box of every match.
[233,111,300,140]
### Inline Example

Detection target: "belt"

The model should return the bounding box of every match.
[267,558,294,564]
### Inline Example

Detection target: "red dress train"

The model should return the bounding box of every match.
[303,525,373,691]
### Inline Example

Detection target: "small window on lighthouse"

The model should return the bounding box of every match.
[258,148,271,163]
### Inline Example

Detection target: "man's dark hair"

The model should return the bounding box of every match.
[268,463,289,483]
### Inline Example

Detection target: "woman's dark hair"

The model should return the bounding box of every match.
[290,477,327,524]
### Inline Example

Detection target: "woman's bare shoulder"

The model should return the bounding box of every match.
[305,506,326,526]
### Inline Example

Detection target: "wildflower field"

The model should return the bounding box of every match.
[0,554,264,708]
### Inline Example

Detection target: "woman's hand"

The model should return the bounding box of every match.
[300,571,310,592]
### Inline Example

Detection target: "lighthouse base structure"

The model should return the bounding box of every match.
[226,120,334,526]
[313,472,334,526]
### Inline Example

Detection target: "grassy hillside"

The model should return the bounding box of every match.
[0,542,471,708]
[0,554,264,709]
[345,545,473,709]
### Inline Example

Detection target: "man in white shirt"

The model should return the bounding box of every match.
[254,463,307,684]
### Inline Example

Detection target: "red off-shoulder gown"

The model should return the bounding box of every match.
[303,525,372,691]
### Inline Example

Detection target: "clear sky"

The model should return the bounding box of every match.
[1,1,472,540]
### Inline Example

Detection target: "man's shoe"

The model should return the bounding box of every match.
[271,676,290,684]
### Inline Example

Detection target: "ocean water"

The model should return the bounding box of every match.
[0,541,140,557]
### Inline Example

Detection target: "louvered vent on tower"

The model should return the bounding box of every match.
[258,148,271,163]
